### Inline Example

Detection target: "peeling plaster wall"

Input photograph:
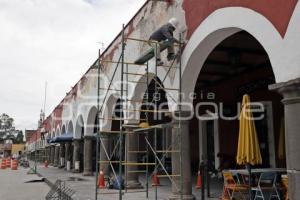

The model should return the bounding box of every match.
[43,0,300,138]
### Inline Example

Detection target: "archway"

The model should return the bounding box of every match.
[67,121,74,134]
[138,77,171,172]
[188,31,284,196]
[61,125,66,135]
[86,106,99,173]
[74,115,85,172]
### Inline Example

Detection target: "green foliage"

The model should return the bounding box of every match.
[0,113,23,143]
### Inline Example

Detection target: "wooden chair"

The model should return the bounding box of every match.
[281,175,288,200]
[222,171,249,200]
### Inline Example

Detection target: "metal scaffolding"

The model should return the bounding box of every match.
[94,24,184,200]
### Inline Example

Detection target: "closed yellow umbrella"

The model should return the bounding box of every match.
[237,94,262,166]
[236,94,262,199]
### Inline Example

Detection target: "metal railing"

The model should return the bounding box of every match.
[45,180,75,200]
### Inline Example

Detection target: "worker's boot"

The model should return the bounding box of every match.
[167,53,176,61]
[156,59,164,66]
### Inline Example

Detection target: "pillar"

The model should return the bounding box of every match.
[65,142,71,171]
[270,78,300,199]
[45,146,50,162]
[169,111,195,200]
[83,136,93,176]
[50,146,55,165]
[99,135,110,174]
[59,142,65,168]
[166,126,172,159]
[53,145,60,167]
[73,139,81,173]
[125,125,143,189]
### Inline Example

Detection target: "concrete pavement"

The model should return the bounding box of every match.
[35,163,223,200]
[0,165,49,200]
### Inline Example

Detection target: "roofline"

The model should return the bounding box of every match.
[45,0,152,123]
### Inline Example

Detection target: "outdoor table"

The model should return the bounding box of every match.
[227,168,286,199]
[229,168,286,175]
[228,168,286,184]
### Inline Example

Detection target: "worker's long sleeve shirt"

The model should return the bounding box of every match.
[149,23,178,43]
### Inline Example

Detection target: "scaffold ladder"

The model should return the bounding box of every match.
[95,23,184,200]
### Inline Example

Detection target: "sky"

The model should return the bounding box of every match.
[0,0,147,131]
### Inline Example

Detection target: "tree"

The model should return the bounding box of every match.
[0,113,22,142]
[15,131,24,144]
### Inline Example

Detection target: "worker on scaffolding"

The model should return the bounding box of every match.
[149,17,180,66]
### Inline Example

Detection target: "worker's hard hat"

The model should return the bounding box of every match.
[168,17,179,28]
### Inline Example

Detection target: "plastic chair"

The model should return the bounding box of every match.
[251,172,280,200]
[222,171,249,200]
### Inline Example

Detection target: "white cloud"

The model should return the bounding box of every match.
[0,0,146,131]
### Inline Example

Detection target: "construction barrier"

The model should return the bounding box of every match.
[1,159,6,169]
[11,159,18,170]
[98,169,105,189]
[6,158,11,168]
[44,160,49,168]
[151,173,160,186]
[195,170,203,189]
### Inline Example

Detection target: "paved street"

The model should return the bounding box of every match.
[36,164,222,200]
[0,165,49,200]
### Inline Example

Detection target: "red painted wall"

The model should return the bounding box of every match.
[183,0,298,38]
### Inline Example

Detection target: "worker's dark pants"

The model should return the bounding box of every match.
[149,41,174,61]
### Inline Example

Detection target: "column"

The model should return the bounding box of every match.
[59,142,65,168]
[73,139,81,173]
[50,146,55,165]
[166,126,172,159]
[65,142,71,171]
[45,146,50,162]
[125,125,143,189]
[270,78,300,199]
[99,135,110,175]
[53,145,60,167]
[83,136,93,176]
[169,111,195,200]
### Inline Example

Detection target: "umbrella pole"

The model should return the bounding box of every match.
[246,163,252,200]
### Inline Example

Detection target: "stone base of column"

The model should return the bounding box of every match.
[72,161,81,173]
[126,181,143,189]
[72,169,81,173]
[83,171,94,176]
[59,157,65,168]
[168,194,196,200]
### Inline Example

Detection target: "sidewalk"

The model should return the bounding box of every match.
[0,166,49,200]
[36,164,222,200]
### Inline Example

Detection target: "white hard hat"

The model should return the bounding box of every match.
[168,17,179,28]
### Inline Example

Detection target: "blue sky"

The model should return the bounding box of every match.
[0,0,146,131]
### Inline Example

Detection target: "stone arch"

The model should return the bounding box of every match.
[55,126,61,137]
[61,124,66,135]
[67,121,74,135]
[181,7,284,105]
[85,106,98,135]
[100,94,119,131]
[128,72,172,123]
[74,115,84,139]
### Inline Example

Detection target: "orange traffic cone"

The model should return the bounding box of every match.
[11,160,18,170]
[44,160,49,168]
[152,173,160,186]
[1,159,6,169]
[98,169,106,189]
[6,158,11,168]
[195,170,203,189]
